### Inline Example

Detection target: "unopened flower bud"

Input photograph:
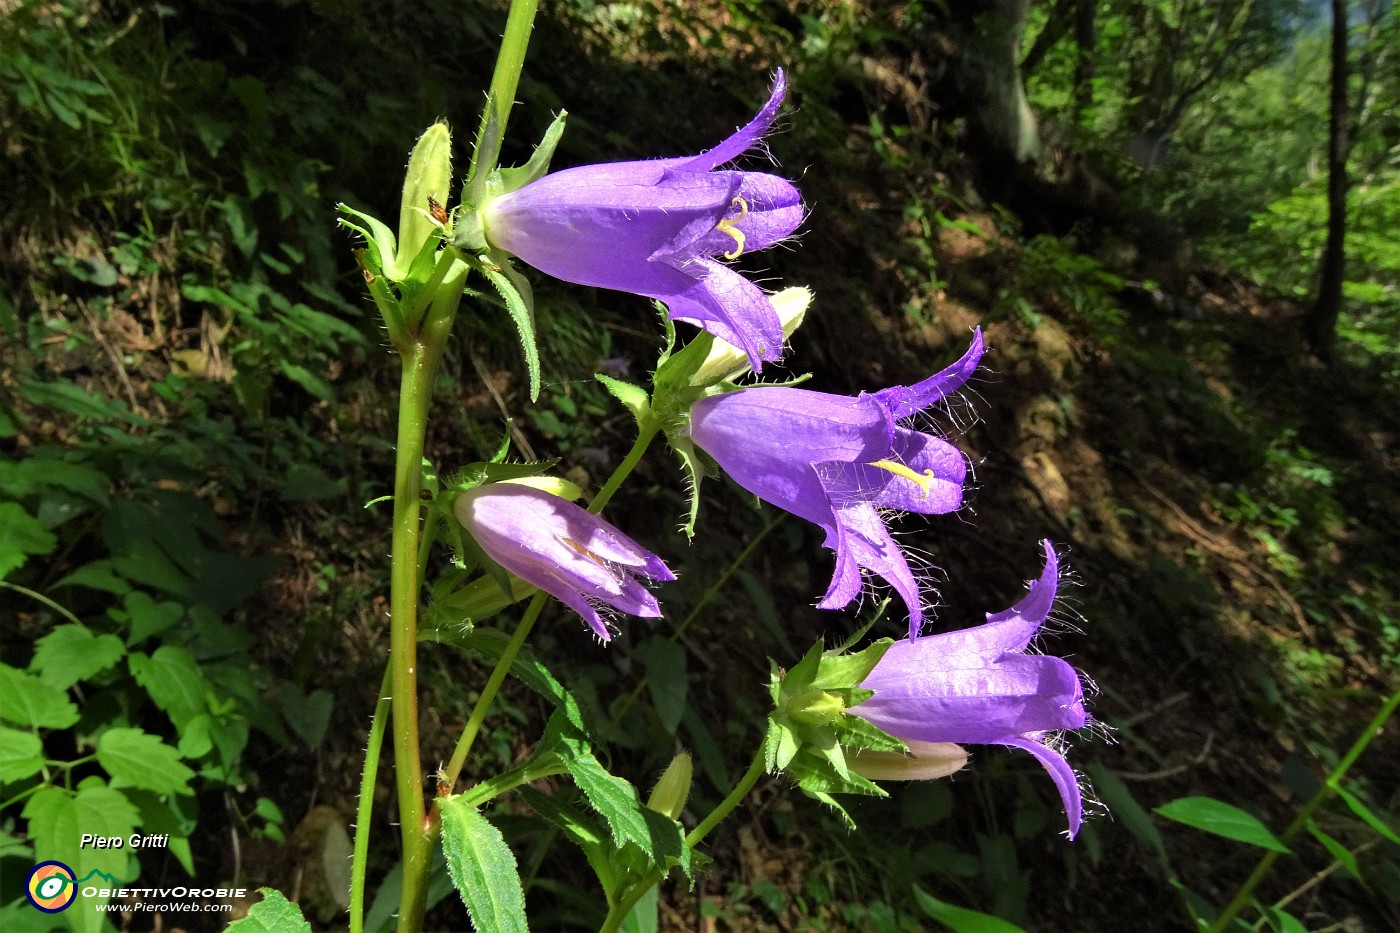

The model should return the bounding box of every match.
[691,286,812,385]
[645,752,693,821]
[847,740,968,782]
[396,123,453,274]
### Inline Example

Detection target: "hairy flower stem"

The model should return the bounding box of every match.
[349,668,392,933]
[1206,686,1400,933]
[599,747,768,933]
[470,0,538,183]
[390,259,467,933]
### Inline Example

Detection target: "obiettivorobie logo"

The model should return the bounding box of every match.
[25,862,122,913]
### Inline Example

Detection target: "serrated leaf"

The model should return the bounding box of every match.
[1156,796,1289,852]
[0,726,45,781]
[0,501,56,579]
[440,796,528,933]
[913,886,1027,932]
[24,781,139,933]
[476,259,541,402]
[0,663,78,729]
[566,753,651,848]
[97,728,195,795]
[226,889,313,933]
[30,624,126,689]
[128,645,210,730]
[337,204,404,281]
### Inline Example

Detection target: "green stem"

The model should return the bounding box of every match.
[0,580,83,626]
[443,592,548,789]
[350,667,392,933]
[391,259,468,933]
[589,420,659,514]
[1206,686,1400,933]
[599,747,768,933]
[469,0,539,182]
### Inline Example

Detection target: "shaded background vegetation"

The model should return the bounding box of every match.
[2,0,1397,930]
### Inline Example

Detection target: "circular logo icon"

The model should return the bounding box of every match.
[26,861,77,913]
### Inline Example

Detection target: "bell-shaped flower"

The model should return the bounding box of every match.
[851,541,1090,837]
[482,71,803,373]
[846,739,969,782]
[686,330,984,636]
[453,483,675,641]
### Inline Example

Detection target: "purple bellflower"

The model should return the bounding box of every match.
[453,483,675,642]
[686,330,984,637]
[482,72,803,372]
[852,541,1090,837]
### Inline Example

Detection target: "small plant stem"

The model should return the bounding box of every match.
[589,420,659,514]
[599,747,768,933]
[1206,686,1400,933]
[350,667,392,933]
[443,592,548,789]
[0,581,83,626]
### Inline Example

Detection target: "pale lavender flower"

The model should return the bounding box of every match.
[483,71,802,372]
[686,330,984,636]
[852,541,1090,837]
[453,484,675,641]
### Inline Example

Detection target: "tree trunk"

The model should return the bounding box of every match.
[1306,0,1350,360]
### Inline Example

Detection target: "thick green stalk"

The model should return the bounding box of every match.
[392,258,468,933]
[1206,686,1400,933]
[350,668,392,933]
[388,341,435,933]
[598,747,768,933]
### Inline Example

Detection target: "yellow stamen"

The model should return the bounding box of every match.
[714,197,750,259]
[868,459,938,497]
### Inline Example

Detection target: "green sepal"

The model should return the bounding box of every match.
[812,638,893,690]
[395,122,453,275]
[596,374,654,431]
[489,110,568,197]
[337,203,405,282]
[471,254,541,402]
[669,434,708,539]
[448,458,559,493]
[466,93,502,209]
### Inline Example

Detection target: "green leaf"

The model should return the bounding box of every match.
[0,502,57,579]
[491,111,567,195]
[52,560,132,595]
[0,726,45,782]
[280,685,334,748]
[912,886,1027,932]
[634,638,686,735]
[96,728,196,795]
[1155,796,1290,852]
[596,374,653,430]
[476,259,541,402]
[1334,784,1400,845]
[565,752,650,848]
[120,590,185,645]
[0,663,78,729]
[337,203,404,281]
[225,888,313,933]
[426,627,587,733]
[30,624,126,689]
[19,379,142,424]
[1085,763,1168,865]
[24,780,139,933]
[439,796,528,933]
[129,645,210,730]
[1259,904,1309,933]
[1306,819,1361,881]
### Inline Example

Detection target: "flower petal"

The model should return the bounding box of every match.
[870,329,984,420]
[661,258,784,370]
[847,740,968,781]
[688,171,803,256]
[822,429,966,516]
[983,539,1058,646]
[673,69,787,173]
[816,495,924,635]
[1003,736,1083,838]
